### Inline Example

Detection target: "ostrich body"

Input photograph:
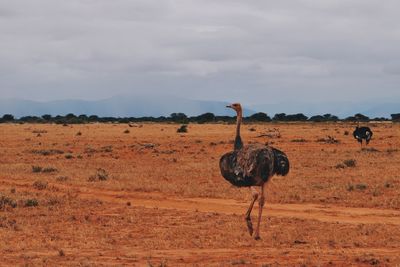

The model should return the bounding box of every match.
[353,125,373,146]
[219,103,289,240]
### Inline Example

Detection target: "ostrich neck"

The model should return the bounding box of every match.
[234,109,243,150]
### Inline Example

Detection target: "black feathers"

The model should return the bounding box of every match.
[353,126,373,145]
[272,148,290,176]
[220,144,289,187]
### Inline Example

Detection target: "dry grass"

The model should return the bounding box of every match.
[0,122,399,265]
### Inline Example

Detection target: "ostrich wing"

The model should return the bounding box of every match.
[219,144,275,187]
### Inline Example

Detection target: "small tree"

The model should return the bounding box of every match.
[88,115,99,122]
[2,114,14,122]
[65,113,76,120]
[247,112,271,122]
[323,114,339,121]
[285,113,308,121]
[309,114,339,122]
[170,113,188,123]
[42,114,52,121]
[273,113,287,121]
[391,113,400,122]
[354,113,369,122]
[193,112,215,123]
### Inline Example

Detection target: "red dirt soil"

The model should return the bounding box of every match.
[0,123,399,266]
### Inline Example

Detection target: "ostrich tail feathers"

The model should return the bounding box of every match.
[273,148,290,176]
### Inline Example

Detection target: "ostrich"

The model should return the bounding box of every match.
[353,123,373,147]
[219,103,289,240]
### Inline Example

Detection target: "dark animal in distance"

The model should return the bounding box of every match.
[219,103,289,240]
[353,125,373,146]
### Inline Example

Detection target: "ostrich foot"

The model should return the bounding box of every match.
[245,218,253,236]
[254,234,261,240]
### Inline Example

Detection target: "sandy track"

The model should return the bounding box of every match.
[2,179,399,226]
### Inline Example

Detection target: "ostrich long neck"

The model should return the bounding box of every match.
[234,109,243,150]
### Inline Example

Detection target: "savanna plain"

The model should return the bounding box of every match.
[0,122,399,266]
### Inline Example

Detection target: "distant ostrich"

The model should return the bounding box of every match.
[353,123,373,146]
[219,103,289,240]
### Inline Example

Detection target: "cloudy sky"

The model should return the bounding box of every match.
[1,0,400,105]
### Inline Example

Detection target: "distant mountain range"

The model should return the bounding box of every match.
[0,95,398,119]
[0,95,255,118]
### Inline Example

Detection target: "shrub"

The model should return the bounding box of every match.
[56,176,69,182]
[42,167,58,173]
[32,166,43,173]
[24,199,39,207]
[347,183,367,191]
[355,183,367,190]
[343,159,356,167]
[347,184,355,191]
[0,195,17,209]
[177,125,188,133]
[317,136,340,144]
[291,138,307,143]
[31,149,64,156]
[88,168,109,182]
[33,181,48,190]
[361,147,379,153]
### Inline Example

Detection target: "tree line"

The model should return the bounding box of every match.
[0,112,399,124]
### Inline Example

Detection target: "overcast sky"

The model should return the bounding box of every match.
[1,0,400,105]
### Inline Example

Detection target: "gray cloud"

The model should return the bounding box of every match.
[0,0,400,105]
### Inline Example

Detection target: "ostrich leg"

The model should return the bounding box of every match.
[253,183,266,240]
[244,187,258,236]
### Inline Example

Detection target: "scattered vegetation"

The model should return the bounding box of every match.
[88,168,109,182]
[386,148,399,154]
[361,147,379,152]
[32,166,57,173]
[42,167,58,173]
[24,199,39,207]
[0,194,17,209]
[33,181,48,190]
[317,136,340,144]
[32,129,47,134]
[336,159,356,169]
[291,138,307,143]
[347,183,368,191]
[31,149,64,156]
[56,176,69,182]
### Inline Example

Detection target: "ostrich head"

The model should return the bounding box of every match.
[226,103,242,113]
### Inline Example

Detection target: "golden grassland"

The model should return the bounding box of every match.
[0,122,399,266]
